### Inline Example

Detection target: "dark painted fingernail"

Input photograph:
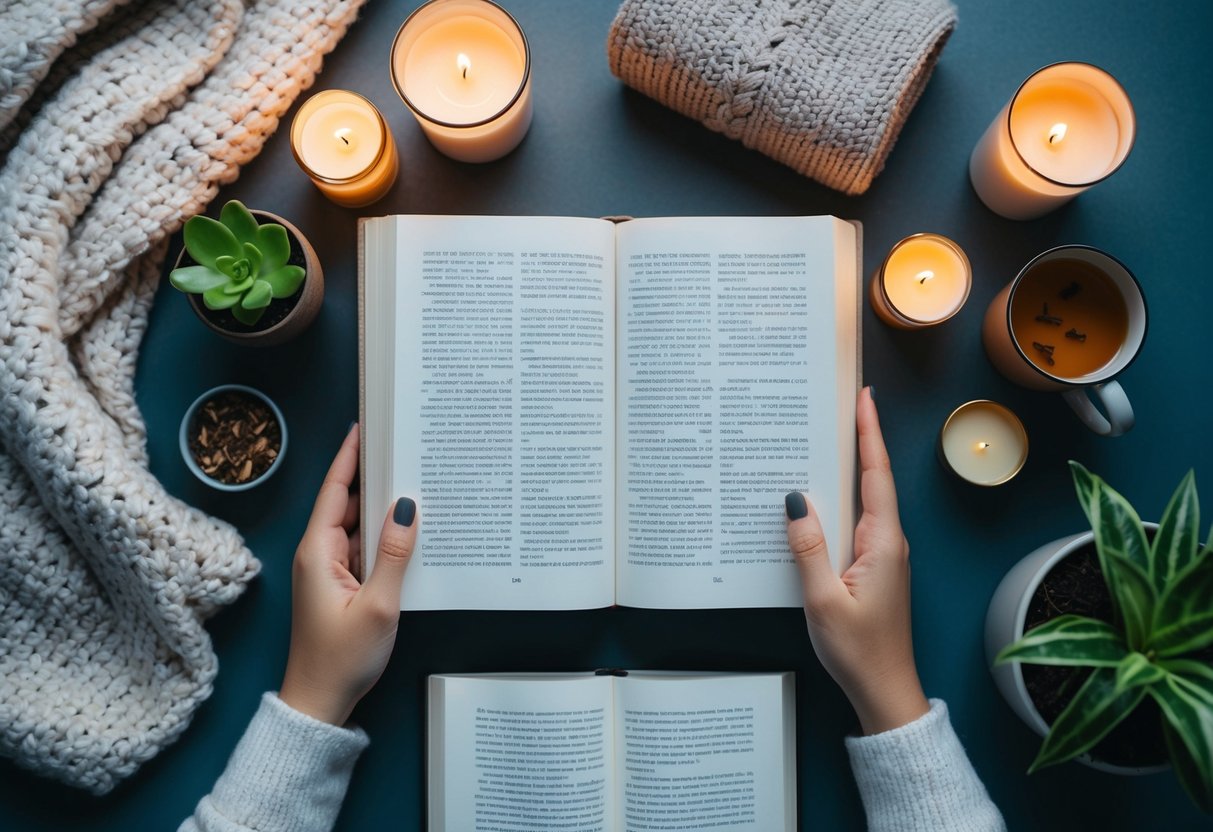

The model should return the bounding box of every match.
[785,491,808,520]
[867,385,876,403]
[393,497,416,527]
[347,420,358,433]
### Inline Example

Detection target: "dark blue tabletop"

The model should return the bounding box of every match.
[3,0,1211,828]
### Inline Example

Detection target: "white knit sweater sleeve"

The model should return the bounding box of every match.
[845,699,1005,832]
[179,693,369,832]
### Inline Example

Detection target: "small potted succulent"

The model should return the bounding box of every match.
[170,200,323,346]
[179,384,288,491]
[987,462,1212,812]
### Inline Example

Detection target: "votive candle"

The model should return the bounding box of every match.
[290,90,399,208]
[391,0,532,163]
[938,400,1029,486]
[969,62,1135,220]
[870,234,972,329]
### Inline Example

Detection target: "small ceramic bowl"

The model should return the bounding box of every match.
[179,384,288,492]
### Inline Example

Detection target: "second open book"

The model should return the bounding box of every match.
[360,215,860,610]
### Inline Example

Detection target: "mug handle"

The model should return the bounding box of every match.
[1062,381,1135,437]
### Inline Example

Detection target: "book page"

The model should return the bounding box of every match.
[374,216,617,610]
[615,216,857,608]
[430,674,616,832]
[614,673,795,831]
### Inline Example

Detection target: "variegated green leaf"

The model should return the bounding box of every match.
[1070,461,1099,529]
[1152,470,1199,592]
[220,200,261,247]
[1150,669,1213,814]
[996,615,1127,668]
[1030,666,1148,772]
[1158,659,1213,706]
[1103,552,1156,651]
[1092,477,1152,579]
[1150,557,1213,657]
[1163,716,1213,814]
[1113,652,1165,694]
[257,223,291,272]
[183,214,241,268]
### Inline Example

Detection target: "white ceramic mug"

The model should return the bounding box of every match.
[982,246,1146,437]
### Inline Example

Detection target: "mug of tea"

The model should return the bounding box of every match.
[982,246,1146,436]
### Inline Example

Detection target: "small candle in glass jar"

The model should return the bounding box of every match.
[870,234,972,329]
[291,90,399,208]
[938,400,1029,486]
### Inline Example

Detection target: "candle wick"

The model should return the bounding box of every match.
[916,270,935,285]
[1047,122,1068,145]
[340,135,349,146]
[463,66,467,79]
[979,442,990,449]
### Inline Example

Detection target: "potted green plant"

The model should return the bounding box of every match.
[986,462,1212,812]
[170,200,323,346]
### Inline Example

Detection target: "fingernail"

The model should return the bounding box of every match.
[785,491,808,520]
[867,385,876,403]
[393,497,416,527]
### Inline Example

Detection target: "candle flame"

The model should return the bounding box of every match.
[457,52,471,79]
[915,270,935,285]
[976,442,991,451]
[334,127,353,148]
[1047,122,1068,145]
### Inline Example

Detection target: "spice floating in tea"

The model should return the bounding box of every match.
[1065,328,1087,342]
[1032,341,1056,365]
[1035,302,1063,326]
[1059,281,1082,300]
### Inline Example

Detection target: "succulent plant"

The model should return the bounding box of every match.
[169,200,305,326]
[998,462,1213,812]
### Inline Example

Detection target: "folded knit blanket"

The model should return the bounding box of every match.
[608,0,957,195]
[0,0,364,794]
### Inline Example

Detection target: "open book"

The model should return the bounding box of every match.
[360,215,860,610]
[428,671,796,831]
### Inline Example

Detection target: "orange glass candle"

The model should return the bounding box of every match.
[291,90,399,208]
[870,234,972,329]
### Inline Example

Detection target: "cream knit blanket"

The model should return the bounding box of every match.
[0,0,364,794]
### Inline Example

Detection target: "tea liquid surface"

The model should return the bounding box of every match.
[1010,258,1128,379]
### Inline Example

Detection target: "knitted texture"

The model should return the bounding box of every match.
[180,693,369,832]
[846,699,1006,831]
[607,0,957,195]
[0,0,365,794]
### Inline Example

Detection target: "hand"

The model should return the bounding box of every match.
[279,423,418,726]
[785,387,929,735]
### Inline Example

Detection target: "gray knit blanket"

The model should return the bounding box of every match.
[608,0,957,195]
[0,0,364,794]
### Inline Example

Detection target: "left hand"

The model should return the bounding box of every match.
[279,423,418,725]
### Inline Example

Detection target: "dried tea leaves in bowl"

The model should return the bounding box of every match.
[188,391,282,484]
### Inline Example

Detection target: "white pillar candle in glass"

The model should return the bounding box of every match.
[391,0,532,163]
[290,90,399,208]
[969,62,1135,220]
[938,400,1029,486]
[869,233,972,329]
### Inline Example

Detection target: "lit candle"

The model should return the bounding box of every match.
[939,401,1029,486]
[290,90,399,208]
[970,62,1135,220]
[869,233,972,329]
[391,0,532,163]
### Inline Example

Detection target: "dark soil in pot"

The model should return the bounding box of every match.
[187,390,283,485]
[179,233,307,333]
[1022,542,1169,768]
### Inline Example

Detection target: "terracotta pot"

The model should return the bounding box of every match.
[985,525,1167,775]
[177,210,323,347]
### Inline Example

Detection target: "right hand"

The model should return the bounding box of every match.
[784,387,929,735]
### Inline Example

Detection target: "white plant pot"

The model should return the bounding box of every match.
[985,525,1167,775]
